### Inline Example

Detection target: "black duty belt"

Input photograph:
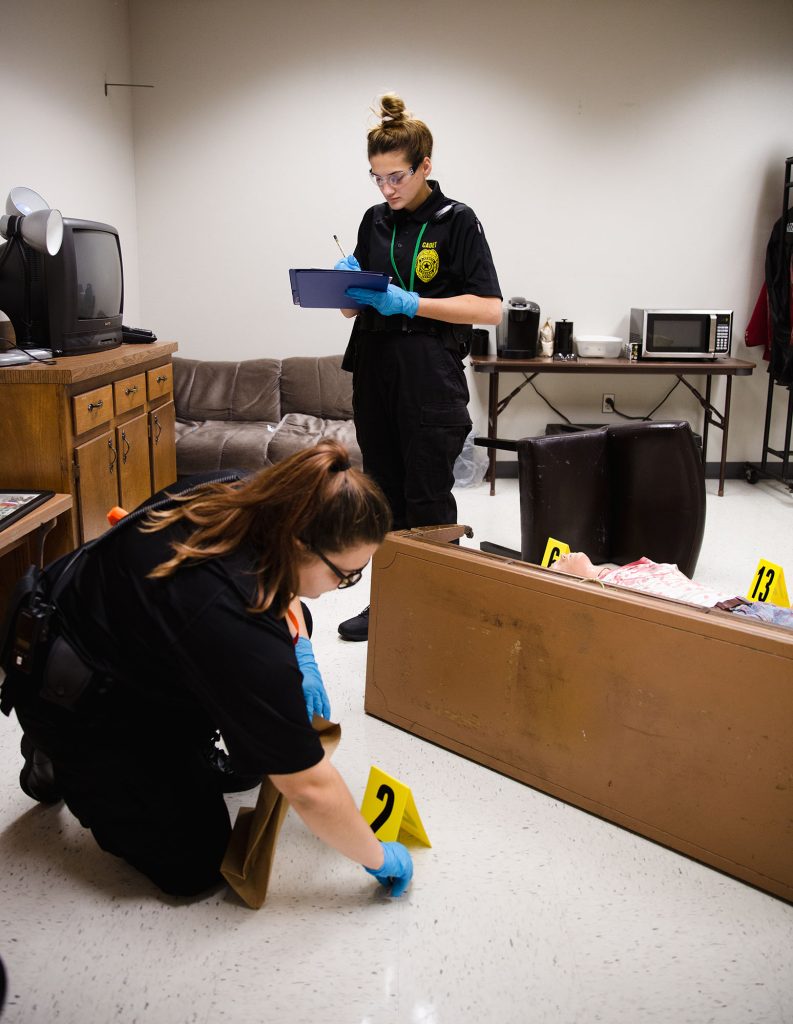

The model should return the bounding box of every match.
[355,312,473,358]
[356,310,442,336]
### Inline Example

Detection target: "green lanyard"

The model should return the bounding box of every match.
[390,221,428,293]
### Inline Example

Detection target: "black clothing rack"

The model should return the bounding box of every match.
[745,156,793,493]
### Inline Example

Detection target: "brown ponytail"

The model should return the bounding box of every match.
[367,92,433,166]
[144,441,391,617]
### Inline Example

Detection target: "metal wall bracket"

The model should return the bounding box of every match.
[104,82,154,96]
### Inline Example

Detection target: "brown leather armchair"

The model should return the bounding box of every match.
[475,420,706,578]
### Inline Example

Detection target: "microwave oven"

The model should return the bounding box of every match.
[629,308,733,360]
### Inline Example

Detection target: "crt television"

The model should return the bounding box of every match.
[0,217,124,356]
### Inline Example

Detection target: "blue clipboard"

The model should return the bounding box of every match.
[289,268,390,309]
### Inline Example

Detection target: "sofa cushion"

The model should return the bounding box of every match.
[175,419,279,475]
[280,355,353,419]
[173,357,282,423]
[174,418,202,443]
[267,414,361,468]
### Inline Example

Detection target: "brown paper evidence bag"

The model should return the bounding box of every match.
[221,717,341,909]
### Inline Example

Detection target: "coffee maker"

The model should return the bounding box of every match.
[496,297,541,358]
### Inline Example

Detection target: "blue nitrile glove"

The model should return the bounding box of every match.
[365,840,414,897]
[346,283,419,319]
[334,253,360,272]
[294,636,330,722]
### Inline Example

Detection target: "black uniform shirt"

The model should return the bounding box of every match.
[353,180,501,304]
[58,513,324,778]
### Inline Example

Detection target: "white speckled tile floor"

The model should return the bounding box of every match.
[1,476,792,1024]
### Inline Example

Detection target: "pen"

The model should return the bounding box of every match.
[333,234,346,259]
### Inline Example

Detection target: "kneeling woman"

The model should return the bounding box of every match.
[11,442,412,898]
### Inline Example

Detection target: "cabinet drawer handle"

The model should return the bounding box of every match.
[88,399,104,412]
[107,438,117,473]
[153,414,162,445]
[124,385,138,396]
[121,430,130,464]
[156,374,168,384]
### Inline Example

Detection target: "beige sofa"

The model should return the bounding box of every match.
[173,354,360,476]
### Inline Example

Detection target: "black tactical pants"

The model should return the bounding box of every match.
[352,330,470,531]
[16,668,230,899]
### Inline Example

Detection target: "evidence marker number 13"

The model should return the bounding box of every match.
[746,558,789,608]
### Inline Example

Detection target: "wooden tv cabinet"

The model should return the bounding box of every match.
[0,342,178,613]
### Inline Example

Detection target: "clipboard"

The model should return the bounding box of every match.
[289,268,390,309]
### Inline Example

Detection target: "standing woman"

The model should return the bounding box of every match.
[337,92,502,641]
[6,442,413,899]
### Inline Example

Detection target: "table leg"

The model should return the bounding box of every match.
[702,376,712,472]
[718,376,733,497]
[487,372,499,496]
[782,386,793,481]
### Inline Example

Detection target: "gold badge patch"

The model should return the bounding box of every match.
[415,247,439,283]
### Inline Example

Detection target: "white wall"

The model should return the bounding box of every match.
[128,0,793,464]
[2,1,791,466]
[0,0,141,326]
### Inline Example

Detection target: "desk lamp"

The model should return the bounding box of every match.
[0,187,63,363]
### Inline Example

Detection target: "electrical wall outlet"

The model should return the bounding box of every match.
[602,393,615,413]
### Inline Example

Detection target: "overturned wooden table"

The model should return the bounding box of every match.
[365,526,793,903]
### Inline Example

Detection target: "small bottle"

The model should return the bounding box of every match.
[554,320,574,357]
[539,318,554,357]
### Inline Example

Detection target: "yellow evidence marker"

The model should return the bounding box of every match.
[746,558,790,608]
[360,766,431,846]
[541,537,571,568]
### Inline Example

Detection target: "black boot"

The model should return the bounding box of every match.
[338,606,370,642]
[19,735,62,804]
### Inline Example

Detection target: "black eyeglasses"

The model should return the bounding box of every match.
[312,548,366,589]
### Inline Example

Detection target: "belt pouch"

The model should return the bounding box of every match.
[39,635,96,710]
